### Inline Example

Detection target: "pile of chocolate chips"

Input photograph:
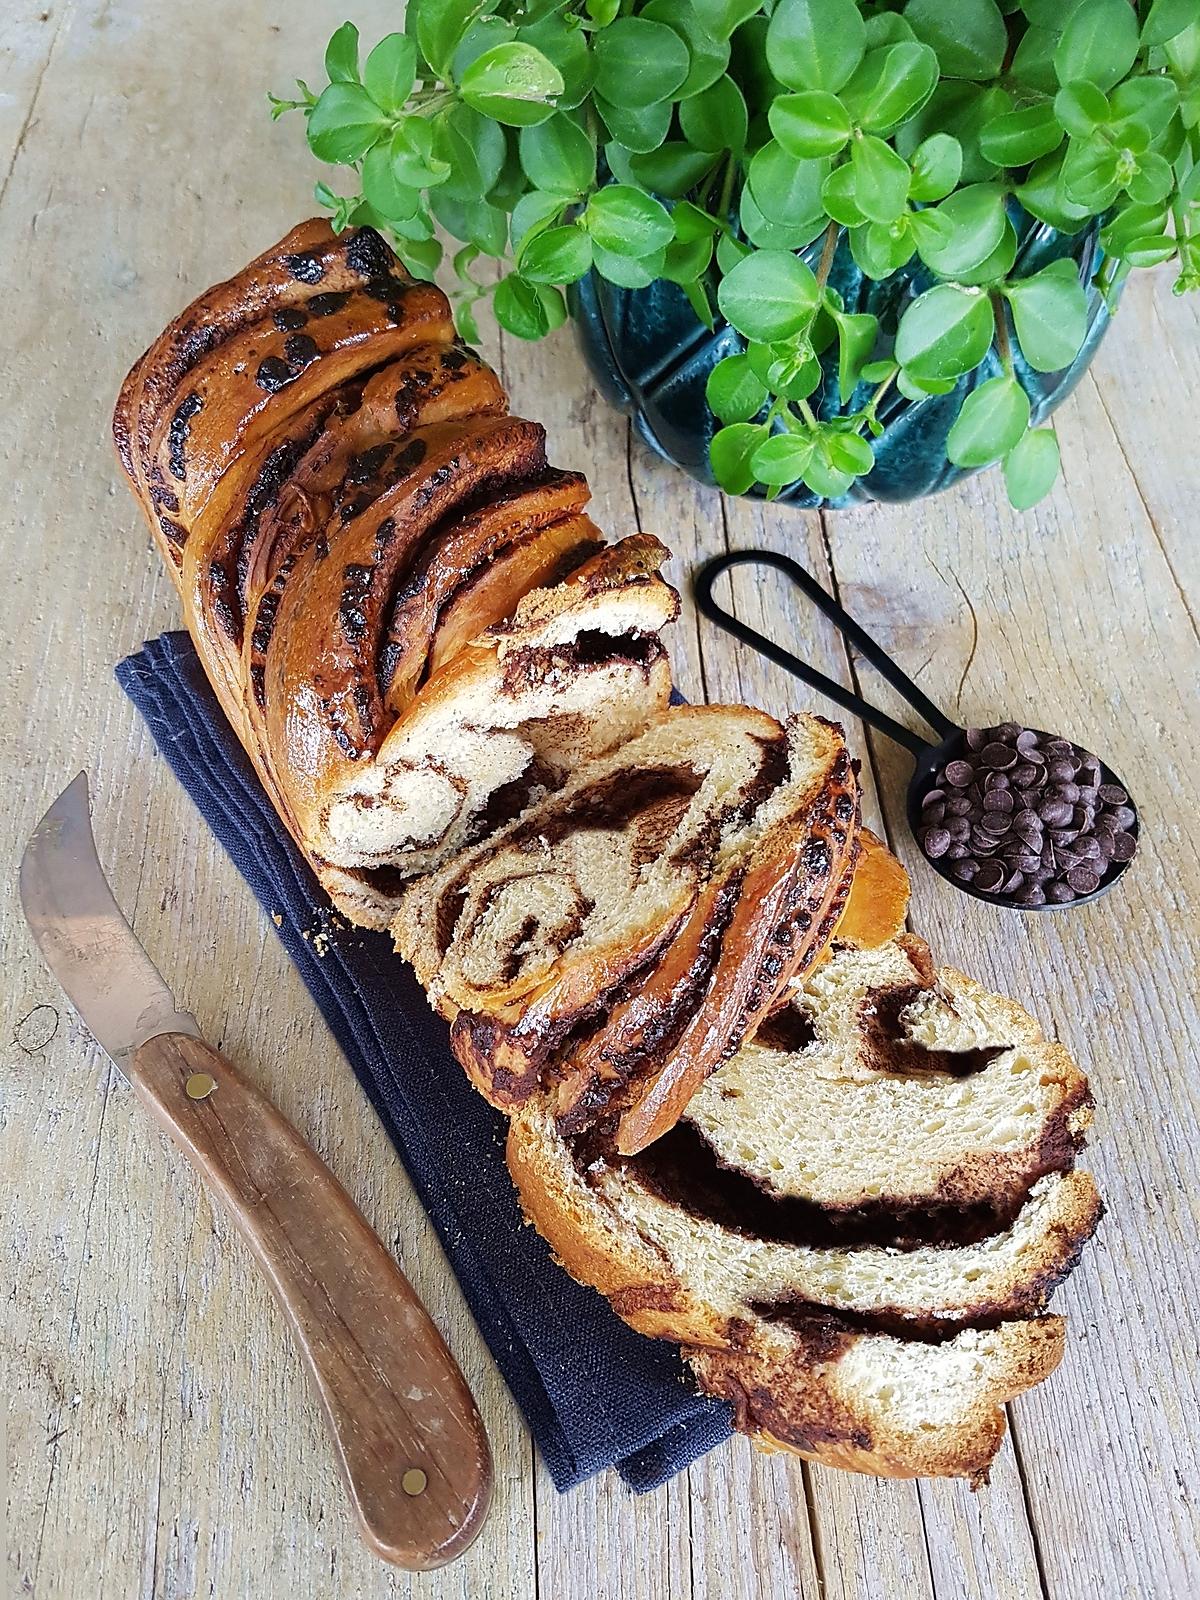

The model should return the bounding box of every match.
[917,723,1137,908]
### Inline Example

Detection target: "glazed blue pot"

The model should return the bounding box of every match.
[572,209,1112,507]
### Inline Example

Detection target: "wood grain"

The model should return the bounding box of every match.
[126,1032,492,1569]
[2,0,1198,1596]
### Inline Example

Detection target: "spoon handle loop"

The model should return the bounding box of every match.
[693,551,959,758]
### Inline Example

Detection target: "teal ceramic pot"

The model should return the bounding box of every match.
[571,209,1112,507]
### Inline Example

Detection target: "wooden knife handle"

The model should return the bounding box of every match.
[125,1032,492,1570]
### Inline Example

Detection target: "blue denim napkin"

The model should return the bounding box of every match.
[116,632,732,1492]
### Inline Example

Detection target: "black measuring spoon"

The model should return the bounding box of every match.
[694,550,1138,912]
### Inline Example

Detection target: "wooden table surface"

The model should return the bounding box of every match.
[4,3,1198,1597]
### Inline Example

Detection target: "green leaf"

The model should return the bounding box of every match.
[712,423,771,492]
[979,101,1064,166]
[454,15,518,79]
[841,41,939,133]
[680,76,749,152]
[1003,427,1061,508]
[595,95,673,153]
[592,243,669,288]
[739,185,827,248]
[1053,82,1110,139]
[519,114,596,195]
[416,0,487,79]
[850,219,916,277]
[821,163,868,226]
[851,134,911,222]
[907,132,963,200]
[1061,132,1123,208]
[904,0,1007,81]
[519,223,593,283]
[768,91,853,158]
[748,142,830,226]
[516,14,594,111]
[494,272,554,338]
[832,310,878,401]
[916,183,1007,276]
[361,140,422,222]
[1142,0,1197,48]
[362,33,417,113]
[630,143,719,196]
[1109,76,1180,143]
[663,231,716,282]
[1003,261,1088,371]
[802,438,857,498]
[706,354,770,423]
[673,200,720,241]
[593,18,690,105]
[325,21,361,84]
[1118,233,1178,267]
[752,431,817,486]
[1009,23,1061,97]
[1127,152,1174,204]
[895,283,995,380]
[766,0,867,93]
[587,0,621,25]
[1055,0,1139,92]
[947,375,1031,467]
[585,186,675,256]
[461,43,563,125]
[826,429,876,475]
[953,217,1018,286]
[717,249,821,341]
[510,190,565,250]
[643,0,731,99]
[394,236,443,280]
[436,104,506,200]
[1015,147,1095,229]
[692,0,762,41]
[307,84,390,164]
[717,232,751,273]
[895,80,1013,183]
[897,367,955,399]
[391,117,452,188]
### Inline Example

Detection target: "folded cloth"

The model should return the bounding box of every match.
[116,632,732,1492]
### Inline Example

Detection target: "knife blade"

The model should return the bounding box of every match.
[19,773,492,1570]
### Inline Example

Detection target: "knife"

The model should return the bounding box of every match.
[19,772,492,1570]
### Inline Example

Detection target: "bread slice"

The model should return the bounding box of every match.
[394,706,859,1143]
[506,941,1100,1483]
[685,934,1092,1218]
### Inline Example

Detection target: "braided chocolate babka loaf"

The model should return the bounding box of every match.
[114,221,679,927]
[115,220,1100,1486]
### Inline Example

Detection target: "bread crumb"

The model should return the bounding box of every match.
[271,912,283,927]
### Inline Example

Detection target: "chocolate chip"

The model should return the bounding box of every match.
[984,771,1010,790]
[1066,865,1101,894]
[1110,831,1137,861]
[974,861,1006,892]
[922,789,945,808]
[1039,800,1074,827]
[980,812,1012,835]
[1047,881,1076,903]
[1107,804,1136,830]
[923,827,951,858]
[945,760,975,787]
[1016,884,1047,907]
[982,741,1018,769]
[952,859,979,882]
[946,817,971,842]
[945,842,969,860]
[924,802,946,825]
[1002,870,1025,893]
[965,727,988,750]
[1016,729,1040,752]
[945,796,973,817]
[993,722,1022,740]
[1051,782,1081,805]
[1098,783,1128,805]
[983,789,1014,812]
[1047,757,1078,783]
[1012,763,1041,788]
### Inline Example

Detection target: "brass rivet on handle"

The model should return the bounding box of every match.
[185,1072,217,1100]
[401,1468,427,1496]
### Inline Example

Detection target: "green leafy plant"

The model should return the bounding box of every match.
[274,0,1200,509]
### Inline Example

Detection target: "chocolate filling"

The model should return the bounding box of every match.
[603,1120,1035,1251]
[861,984,1009,1076]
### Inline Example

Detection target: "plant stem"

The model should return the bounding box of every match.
[865,371,895,417]
[814,222,840,294]
[991,291,1014,375]
[717,154,736,223]
[797,396,819,428]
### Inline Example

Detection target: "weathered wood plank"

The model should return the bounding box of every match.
[0,4,532,1598]
[819,372,1200,1600]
